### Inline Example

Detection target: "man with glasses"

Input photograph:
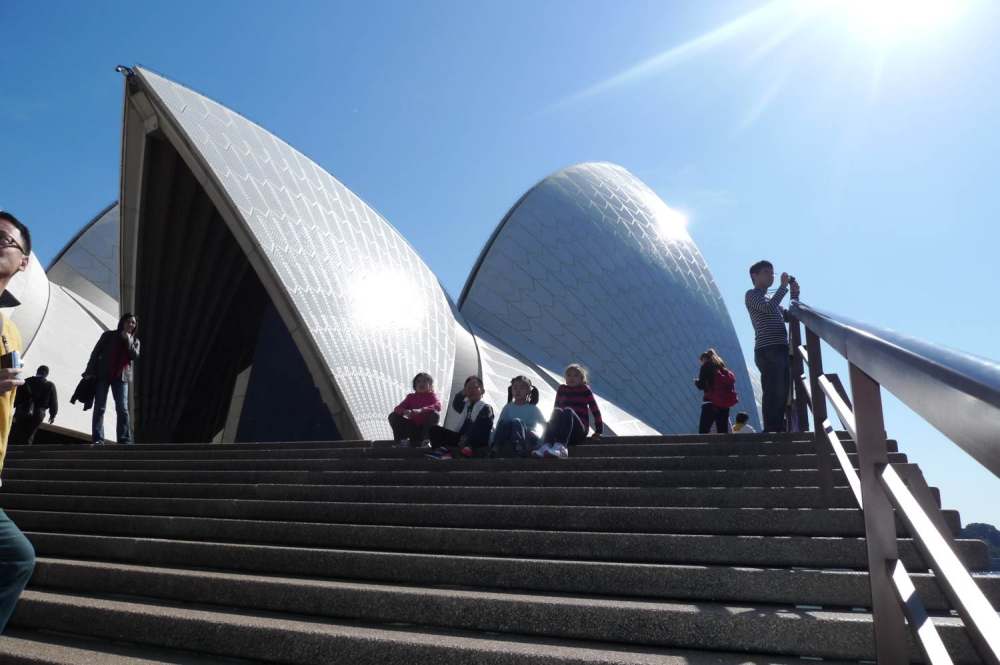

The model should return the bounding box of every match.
[0,210,35,634]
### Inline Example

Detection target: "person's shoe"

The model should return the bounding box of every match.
[531,443,551,458]
[426,447,453,461]
[546,443,569,458]
[92,440,105,446]
[459,446,474,458]
[397,438,411,447]
[419,439,432,449]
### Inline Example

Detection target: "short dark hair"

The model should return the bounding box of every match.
[0,211,31,256]
[463,375,483,389]
[37,365,50,377]
[735,412,750,423]
[749,260,772,278]
[411,372,433,390]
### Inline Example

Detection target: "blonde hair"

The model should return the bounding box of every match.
[564,363,590,384]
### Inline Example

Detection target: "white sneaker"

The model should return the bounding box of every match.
[419,439,432,449]
[531,443,551,458]
[546,443,569,458]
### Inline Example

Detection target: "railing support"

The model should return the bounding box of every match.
[849,363,909,665]
[789,318,810,433]
[804,328,834,505]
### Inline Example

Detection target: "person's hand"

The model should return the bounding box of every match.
[591,430,602,439]
[402,409,414,418]
[780,272,790,288]
[790,280,801,299]
[0,368,24,395]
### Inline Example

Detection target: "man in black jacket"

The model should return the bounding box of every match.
[85,313,140,445]
[11,365,57,445]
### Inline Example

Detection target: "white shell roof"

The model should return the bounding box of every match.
[473,325,658,436]
[460,162,760,433]
[3,254,50,354]
[47,202,120,318]
[136,67,458,439]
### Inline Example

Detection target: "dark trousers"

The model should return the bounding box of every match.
[492,418,539,456]
[0,509,35,633]
[388,411,439,442]
[10,413,44,445]
[543,407,587,446]
[698,403,730,434]
[755,345,790,433]
[428,425,489,449]
[93,380,131,444]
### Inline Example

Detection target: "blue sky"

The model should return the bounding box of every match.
[2,0,998,525]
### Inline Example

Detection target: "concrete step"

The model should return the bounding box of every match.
[2,493,957,537]
[28,550,1000,611]
[4,432,841,454]
[20,524,992,572]
[0,628,261,664]
[0,466,864,488]
[8,588,979,663]
[2,439,892,461]
[1,451,908,472]
[0,480,863,508]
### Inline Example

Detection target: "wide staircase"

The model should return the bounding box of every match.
[0,433,995,664]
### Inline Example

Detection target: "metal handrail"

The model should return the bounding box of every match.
[792,302,1000,478]
[787,302,1000,665]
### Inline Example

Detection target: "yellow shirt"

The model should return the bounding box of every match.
[0,314,23,477]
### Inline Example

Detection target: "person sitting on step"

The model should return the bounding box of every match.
[733,411,756,433]
[491,375,545,457]
[426,375,494,460]
[388,372,441,448]
[534,363,602,458]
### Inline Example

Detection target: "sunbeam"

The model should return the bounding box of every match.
[545,0,793,112]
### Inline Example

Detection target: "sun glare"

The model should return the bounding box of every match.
[838,0,966,45]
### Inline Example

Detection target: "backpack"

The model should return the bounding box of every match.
[710,368,739,409]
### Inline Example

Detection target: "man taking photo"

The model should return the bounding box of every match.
[745,260,800,433]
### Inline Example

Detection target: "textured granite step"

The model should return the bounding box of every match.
[1,451,908,472]
[0,628,261,664]
[2,439,893,461]
[20,526,992,572]
[0,480,863,508]
[8,589,979,663]
[0,466,860,488]
[28,555,1000,612]
[2,493,955,536]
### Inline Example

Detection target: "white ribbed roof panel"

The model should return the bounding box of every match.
[47,203,120,317]
[135,68,457,439]
[460,162,760,433]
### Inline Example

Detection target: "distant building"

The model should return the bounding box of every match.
[6,67,760,443]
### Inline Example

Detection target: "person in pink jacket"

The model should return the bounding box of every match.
[388,372,441,447]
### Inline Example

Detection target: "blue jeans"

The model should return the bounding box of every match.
[492,418,539,456]
[0,509,35,633]
[755,345,789,433]
[93,380,131,444]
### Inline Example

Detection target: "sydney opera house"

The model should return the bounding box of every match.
[3,67,760,443]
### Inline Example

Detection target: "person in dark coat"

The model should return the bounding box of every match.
[85,313,140,445]
[11,366,57,445]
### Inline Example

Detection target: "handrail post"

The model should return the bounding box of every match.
[789,318,810,433]
[850,363,909,665]
[805,328,834,505]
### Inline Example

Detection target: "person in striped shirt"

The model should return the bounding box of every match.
[745,260,800,433]
[534,364,603,458]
